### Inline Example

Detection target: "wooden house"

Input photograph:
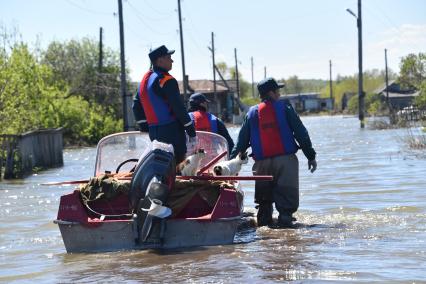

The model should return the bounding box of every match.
[279,93,333,112]
[375,81,420,110]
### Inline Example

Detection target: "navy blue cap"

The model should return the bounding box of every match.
[149,45,175,62]
[257,77,285,95]
[189,93,210,104]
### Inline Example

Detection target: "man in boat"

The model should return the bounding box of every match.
[230,77,317,228]
[188,93,235,152]
[132,45,197,163]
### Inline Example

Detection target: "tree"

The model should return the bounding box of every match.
[285,75,303,94]
[399,53,426,89]
[216,61,229,79]
[0,30,122,144]
[0,43,53,134]
[398,52,426,109]
[41,38,124,119]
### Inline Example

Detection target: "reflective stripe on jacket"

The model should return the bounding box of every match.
[139,70,176,126]
[188,111,218,133]
[247,100,298,160]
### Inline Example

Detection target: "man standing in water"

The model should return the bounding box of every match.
[132,45,196,163]
[230,77,317,228]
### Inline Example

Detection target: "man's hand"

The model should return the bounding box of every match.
[308,159,317,173]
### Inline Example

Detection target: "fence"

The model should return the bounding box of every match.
[0,128,63,179]
[397,106,426,121]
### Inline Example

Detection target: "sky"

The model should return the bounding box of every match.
[1,0,425,83]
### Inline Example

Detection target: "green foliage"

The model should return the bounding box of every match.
[414,81,426,109]
[228,66,239,80]
[279,76,327,95]
[399,52,426,109]
[217,61,253,98]
[398,53,426,89]
[0,31,124,145]
[241,96,260,106]
[346,92,385,115]
[320,69,392,113]
[0,43,55,134]
[347,94,358,114]
[42,38,124,119]
[215,62,229,79]
[239,80,253,98]
[81,105,122,144]
[365,93,384,115]
[284,75,303,94]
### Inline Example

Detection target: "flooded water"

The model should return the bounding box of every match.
[1,116,426,283]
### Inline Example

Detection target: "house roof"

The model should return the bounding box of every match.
[374,80,419,96]
[374,80,397,94]
[386,91,420,98]
[177,79,228,95]
[217,79,238,91]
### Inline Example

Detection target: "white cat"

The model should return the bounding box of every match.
[177,149,206,176]
[213,152,248,176]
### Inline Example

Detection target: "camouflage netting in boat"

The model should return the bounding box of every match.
[79,174,240,217]
[79,174,131,204]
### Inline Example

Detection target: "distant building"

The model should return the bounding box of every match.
[178,79,234,122]
[279,93,333,112]
[375,81,420,110]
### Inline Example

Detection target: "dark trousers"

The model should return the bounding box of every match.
[252,154,299,216]
[148,121,187,163]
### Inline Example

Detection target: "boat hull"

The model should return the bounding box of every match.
[55,217,240,253]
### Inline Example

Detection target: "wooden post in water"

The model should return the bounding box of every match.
[357,0,365,128]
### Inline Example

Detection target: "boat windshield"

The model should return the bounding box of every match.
[94,131,228,176]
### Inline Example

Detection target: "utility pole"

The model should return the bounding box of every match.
[97,27,104,103]
[99,27,103,72]
[264,66,267,79]
[234,48,240,98]
[329,60,333,110]
[357,0,365,128]
[384,48,394,123]
[385,49,389,104]
[117,0,128,131]
[251,56,254,98]
[177,0,188,100]
[210,32,216,97]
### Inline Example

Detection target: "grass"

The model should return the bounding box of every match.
[404,125,426,149]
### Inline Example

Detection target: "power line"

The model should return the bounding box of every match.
[180,1,209,57]
[364,1,421,52]
[142,0,174,17]
[64,0,112,16]
[124,0,175,36]
[125,0,172,22]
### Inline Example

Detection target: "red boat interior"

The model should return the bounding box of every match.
[57,184,242,227]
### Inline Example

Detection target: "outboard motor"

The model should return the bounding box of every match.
[129,141,175,244]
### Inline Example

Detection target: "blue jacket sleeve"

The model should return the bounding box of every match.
[216,119,235,152]
[161,79,196,137]
[284,104,316,161]
[230,115,250,159]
